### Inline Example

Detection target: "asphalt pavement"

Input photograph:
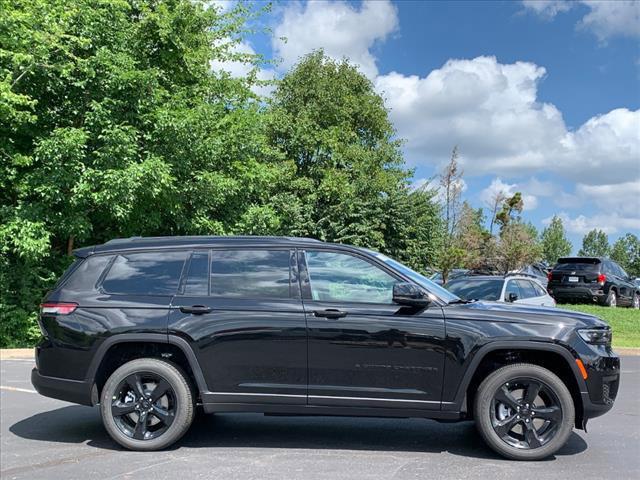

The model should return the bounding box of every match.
[1,357,639,480]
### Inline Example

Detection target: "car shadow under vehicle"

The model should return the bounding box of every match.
[9,405,587,460]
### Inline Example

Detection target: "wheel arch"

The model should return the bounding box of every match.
[87,334,208,404]
[448,341,587,428]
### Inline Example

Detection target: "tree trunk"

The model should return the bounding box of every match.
[67,235,75,256]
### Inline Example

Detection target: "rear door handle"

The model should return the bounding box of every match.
[180,305,212,315]
[313,309,347,319]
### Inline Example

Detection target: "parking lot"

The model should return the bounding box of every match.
[1,356,639,480]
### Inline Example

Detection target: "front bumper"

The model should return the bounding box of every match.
[31,368,95,406]
[578,346,620,421]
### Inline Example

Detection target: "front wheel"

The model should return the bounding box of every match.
[474,363,575,461]
[100,358,195,451]
[630,293,639,309]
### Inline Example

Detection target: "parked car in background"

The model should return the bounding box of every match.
[547,257,639,308]
[430,268,469,285]
[518,262,551,287]
[445,274,556,307]
[635,278,640,289]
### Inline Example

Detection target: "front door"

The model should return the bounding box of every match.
[299,249,445,410]
[168,248,307,405]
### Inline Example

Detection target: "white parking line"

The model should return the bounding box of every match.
[0,386,37,394]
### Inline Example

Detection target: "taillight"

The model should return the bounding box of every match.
[547,272,553,282]
[597,274,606,285]
[40,302,78,315]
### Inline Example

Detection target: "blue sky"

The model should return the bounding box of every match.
[219,0,640,251]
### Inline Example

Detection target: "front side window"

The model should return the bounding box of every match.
[504,280,521,301]
[102,251,188,295]
[305,251,397,303]
[182,251,209,296]
[210,249,290,298]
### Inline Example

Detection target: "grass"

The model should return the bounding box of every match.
[558,304,640,348]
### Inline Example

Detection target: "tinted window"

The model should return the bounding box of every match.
[445,278,503,301]
[62,255,113,292]
[306,251,397,303]
[102,251,188,295]
[555,259,601,272]
[210,250,290,298]
[516,280,538,299]
[182,251,209,296]
[505,280,520,300]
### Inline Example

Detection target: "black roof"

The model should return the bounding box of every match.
[74,235,325,257]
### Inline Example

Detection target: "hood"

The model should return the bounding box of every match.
[448,301,609,329]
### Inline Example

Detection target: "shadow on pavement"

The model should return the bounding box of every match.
[10,405,587,460]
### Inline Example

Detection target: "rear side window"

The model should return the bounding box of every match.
[60,255,114,292]
[102,251,188,295]
[210,249,291,298]
[532,282,548,297]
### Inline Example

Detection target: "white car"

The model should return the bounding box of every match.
[444,274,556,307]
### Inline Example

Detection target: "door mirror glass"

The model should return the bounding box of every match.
[508,292,519,302]
[392,282,431,307]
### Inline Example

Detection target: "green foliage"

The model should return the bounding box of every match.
[495,192,523,230]
[496,222,542,273]
[610,233,640,277]
[541,215,572,264]
[578,229,610,257]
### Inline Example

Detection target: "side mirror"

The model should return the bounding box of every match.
[393,282,431,307]
[508,292,518,303]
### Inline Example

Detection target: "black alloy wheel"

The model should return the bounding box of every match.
[491,378,562,450]
[111,372,177,441]
[101,358,194,451]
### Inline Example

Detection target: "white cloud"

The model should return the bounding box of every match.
[375,56,640,186]
[479,178,539,211]
[545,211,640,234]
[272,0,398,79]
[523,0,640,40]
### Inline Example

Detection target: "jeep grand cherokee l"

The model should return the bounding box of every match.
[32,236,620,460]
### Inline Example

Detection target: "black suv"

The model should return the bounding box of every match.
[547,257,639,308]
[32,236,620,460]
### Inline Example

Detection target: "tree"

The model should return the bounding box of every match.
[266,50,444,269]
[495,192,524,231]
[436,147,465,282]
[541,216,572,264]
[486,190,507,236]
[578,229,610,257]
[455,202,490,270]
[611,233,640,277]
[0,0,286,346]
[496,222,542,273]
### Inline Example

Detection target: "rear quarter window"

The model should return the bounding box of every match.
[61,255,114,292]
[102,251,188,296]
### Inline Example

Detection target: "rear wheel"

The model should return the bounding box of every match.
[631,293,639,309]
[474,363,574,461]
[605,290,617,308]
[100,358,194,451]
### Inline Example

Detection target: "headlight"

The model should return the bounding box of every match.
[578,328,612,346]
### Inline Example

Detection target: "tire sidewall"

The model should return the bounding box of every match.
[474,364,575,461]
[100,358,194,451]
[606,290,617,307]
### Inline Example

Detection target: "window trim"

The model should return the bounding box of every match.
[298,248,404,305]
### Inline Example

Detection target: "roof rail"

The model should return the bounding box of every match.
[505,272,540,279]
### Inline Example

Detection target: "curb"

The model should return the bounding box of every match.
[0,349,34,360]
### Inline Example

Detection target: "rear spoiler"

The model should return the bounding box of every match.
[72,245,95,258]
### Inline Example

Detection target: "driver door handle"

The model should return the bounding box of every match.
[180,305,212,315]
[313,309,348,319]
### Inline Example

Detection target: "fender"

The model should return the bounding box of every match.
[85,333,209,395]
[444,340,589,412]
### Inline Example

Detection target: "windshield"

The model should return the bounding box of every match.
[445,278,503,301]
[366,250,460,304]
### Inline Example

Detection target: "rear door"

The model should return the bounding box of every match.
[168,248,307,405]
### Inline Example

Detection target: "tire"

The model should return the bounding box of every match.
[474,363,575,461]
[631,292,640,310]
[100,358,195,451]
[604,290,617,308]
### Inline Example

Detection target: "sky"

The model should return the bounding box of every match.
[215,0,640,252]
